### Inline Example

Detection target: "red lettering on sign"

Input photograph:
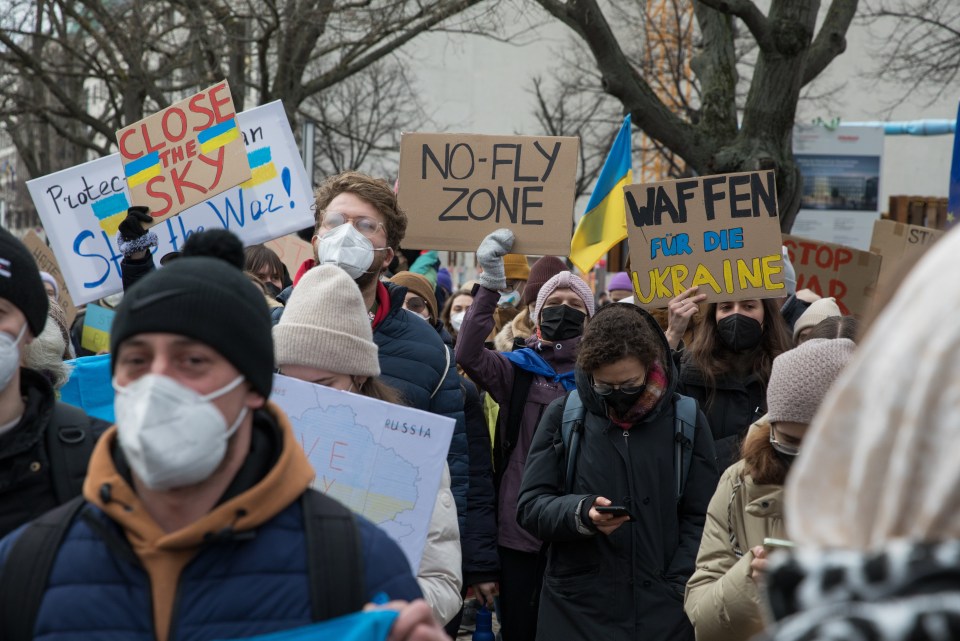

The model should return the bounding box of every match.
[170,161,207,204]
[161,107,188,143]
[329,441,348,472]
[197,147,226,192]
[208,81,236,124]
[189,92,215,131]
[146,176,173,217]
[118,128,143,160]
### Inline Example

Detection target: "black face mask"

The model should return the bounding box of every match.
[775,449,797,471]
[717,313,763,352]
[605,388,644,418]
[264,282,282,298]
[539,305,586,342]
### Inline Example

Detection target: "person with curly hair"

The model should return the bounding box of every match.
[517,302,718,641]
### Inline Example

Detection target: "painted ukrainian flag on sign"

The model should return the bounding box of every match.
[241,147,278,188]
[124,151,161,189]
[91,192,131,235]
[569,114,633,274]
[197,118,240,155]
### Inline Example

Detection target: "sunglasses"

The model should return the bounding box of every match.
[404,296,427,313]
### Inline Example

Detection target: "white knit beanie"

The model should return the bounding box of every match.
[273,264,380,377]
[793,296,842,341]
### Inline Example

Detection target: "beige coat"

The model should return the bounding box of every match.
[684,453,785,641]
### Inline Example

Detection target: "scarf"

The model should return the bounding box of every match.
[761,540,960,641]
[609,360,668,429]
[502,347,576,391]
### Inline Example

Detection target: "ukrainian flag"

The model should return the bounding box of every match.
[91,192,131,235]
[197,118,240,154]
[569,114,633,274]
[240,147,278,188]
[124,151,161,188]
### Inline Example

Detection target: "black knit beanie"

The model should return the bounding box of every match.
[0,227,48,337]
[110,256,275,397]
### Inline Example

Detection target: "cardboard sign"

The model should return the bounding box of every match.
[27,101,315,305]
[624,170,785,307]
[21,230,77,326]
[783,235,881,317]
[869,219,945,294]
[265,233,314,280]
[396,133,579,254]
[80,304,115,353]
[116,81,251,225]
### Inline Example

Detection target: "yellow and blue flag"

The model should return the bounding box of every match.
[124,151,161,188]
[241,146,278,189]
[91,192,131,235]
[197,118,240,155]
[569,114,633,273]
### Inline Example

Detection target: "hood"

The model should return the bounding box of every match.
[784,224,960,550]
[494,307,534,352]
[574,304,677,419]
[83,401,315,549]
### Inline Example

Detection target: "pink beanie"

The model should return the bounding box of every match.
[533,271,595,324]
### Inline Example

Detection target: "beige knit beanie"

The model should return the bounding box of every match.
[766,337,855,425]
[793,296,842,340]
[273,264,380,377]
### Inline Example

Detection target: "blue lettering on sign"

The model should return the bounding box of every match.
[650,233,692,259]
[73,230,123,289]
[703,227,745,252]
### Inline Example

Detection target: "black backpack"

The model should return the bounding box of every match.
[43,402,103,504]
[560,390,699,499]
[0,489,365,641]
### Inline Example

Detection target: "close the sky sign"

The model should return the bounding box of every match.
[624,170,786,308]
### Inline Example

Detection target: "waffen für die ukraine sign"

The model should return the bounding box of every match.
[397,133,579,255]
[625,170,785,308]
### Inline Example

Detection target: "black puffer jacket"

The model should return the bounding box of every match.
[677,359,765,471]
[517,306,719,641]
[0,369,108,538]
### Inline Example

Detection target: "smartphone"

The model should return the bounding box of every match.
[595,506,633,519]
[763,537,796,550]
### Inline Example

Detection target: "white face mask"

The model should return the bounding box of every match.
[450,311,466,332]
[315,223,379,280]
[114,374,247,491]
[0,324,26,391]
[498,290,521,307]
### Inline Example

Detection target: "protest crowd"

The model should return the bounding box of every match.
[0,79,958,641]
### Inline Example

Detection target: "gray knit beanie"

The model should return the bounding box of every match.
[533,271,596,324]
[273,264,380,377]
[793,297,842,341]
[767,337,855,425]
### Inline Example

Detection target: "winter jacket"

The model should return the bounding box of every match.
[413,464,463,625]
[684,448,785,641]
[0,404,421,641]
[462,378,499,585]
[778,294,811,332]
[455,285,578,554]
[0,368,108,539]
[121,253,156,292]
[273,280,469,536]
[517,305,719,641]
[678,358,765,471]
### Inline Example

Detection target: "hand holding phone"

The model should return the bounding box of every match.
[762,537,796,550]
[595,506,633,519]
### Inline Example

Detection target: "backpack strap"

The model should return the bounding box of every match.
[44,403,98,505]
[673,394,698,500]
[493,367,535,489]
[0,496,86,641]
[561,390,586,495]
[429,344,451,400]
[302,489,366,621]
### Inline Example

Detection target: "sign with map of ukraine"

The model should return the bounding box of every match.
[270,374,455,573]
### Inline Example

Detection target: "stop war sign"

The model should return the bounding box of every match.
[783,235,881,316]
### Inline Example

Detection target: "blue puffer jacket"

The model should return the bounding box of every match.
[0,409,421,640]
[375,282,468,535]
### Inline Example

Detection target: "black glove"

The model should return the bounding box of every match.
[116,206,158,257]
[117,206,152,242]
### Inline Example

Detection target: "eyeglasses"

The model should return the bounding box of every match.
[319,211,385,238]
[404,296,427,313]
[592,378,646,396]
[769,425,801,456]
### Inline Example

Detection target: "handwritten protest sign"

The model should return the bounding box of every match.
[22,230,77,326]
[869,219,945,294]
[783,235,881,317]
[397,133,579,254]
[116,81,251,225]
[270,374,454,572]
[80,304,115,353]
[265,233,314,280]
[27,101,314,305]
[624,170,785,307]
